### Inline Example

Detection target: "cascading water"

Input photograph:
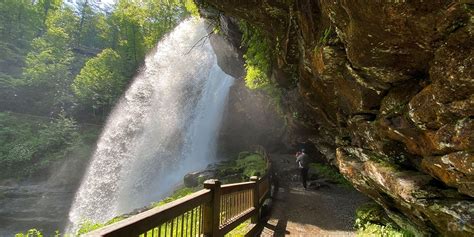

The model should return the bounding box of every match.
[67,18,234,232]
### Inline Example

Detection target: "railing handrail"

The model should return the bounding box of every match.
[85,189,212,237]
[86,147,272,237]
[220,181,255,194]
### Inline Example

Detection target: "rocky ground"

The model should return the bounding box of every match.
[259,154,369,236]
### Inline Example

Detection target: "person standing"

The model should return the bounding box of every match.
[296,149,309,189]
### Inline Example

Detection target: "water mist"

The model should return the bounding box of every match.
[67,18,234,232]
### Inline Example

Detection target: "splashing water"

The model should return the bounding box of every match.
[67,18,234,232]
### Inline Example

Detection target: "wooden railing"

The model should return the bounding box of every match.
[86,146,272,237]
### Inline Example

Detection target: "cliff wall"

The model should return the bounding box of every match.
[199,1,473,236]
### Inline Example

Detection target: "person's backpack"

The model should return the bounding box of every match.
[297,152,306,168]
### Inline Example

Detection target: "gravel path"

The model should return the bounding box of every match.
[259,154,370,237]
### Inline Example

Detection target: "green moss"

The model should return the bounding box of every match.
[236,153,267,178]
[363,150,404,171]
[152,187,200,207]
[358,223,414,237]
[215,152,267,182]
[309,163,352,188]
[225,219,251,236]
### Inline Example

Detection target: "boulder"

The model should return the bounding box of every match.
[183,170,215,188]
[336,147,474,236]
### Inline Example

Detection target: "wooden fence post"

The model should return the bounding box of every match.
[203,179,221,237]
[250,176,259,224]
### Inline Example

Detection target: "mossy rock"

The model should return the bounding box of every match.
[235,153,266,178]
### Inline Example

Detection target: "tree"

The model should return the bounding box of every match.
[74,0,109,49]
[36,0,62,27]
[142,0,188,50]
[23,27,75,113]
[112,1,147,74]
[72,48,127,116]
[0,0,41,75]
[45,6,79,45]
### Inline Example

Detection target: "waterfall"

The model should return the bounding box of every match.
[67,18,234,232]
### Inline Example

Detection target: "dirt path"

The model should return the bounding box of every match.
[259,154,370,237]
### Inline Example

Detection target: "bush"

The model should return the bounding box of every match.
[239,22,272,90]
[239,21,285,114]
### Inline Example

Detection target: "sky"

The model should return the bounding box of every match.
[101,0,116,5]
[64,0,117,11]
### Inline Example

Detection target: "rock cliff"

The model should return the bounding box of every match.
[199,1,473,236]
[208,16,287,154]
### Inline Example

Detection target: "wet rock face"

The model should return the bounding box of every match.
[206,19,287,154]
[198,1,473,235]
[218,75,287,154]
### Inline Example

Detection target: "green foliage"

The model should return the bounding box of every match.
[0,0,41,42]
[226,219,251,236]
[355,203,414,237]
[0,0,41,76]
[36,0,62,25]
[14,229,44,237]
[24,26,75,111]
[73,48,127,111]
[111,1,147,70]
[111,0,188,75]
[308,163,352,187]
[77,220,105,235]
[1,0,190,119]
[75,1,108,49]
[239,21,286,115]
[25,27,73,86]
[77,217,125,235]
[142,1,189,51]
[152,187,199,207]
[45,7,79,41]
[236,152,267,178]
[215,152,267,182]
[240,22,272,90]
[358,224,414,237]
[0,112,98,179]
[183,0,200,16]
[318,26,333,46]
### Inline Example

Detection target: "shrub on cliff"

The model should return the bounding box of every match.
[240,22,272,90]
